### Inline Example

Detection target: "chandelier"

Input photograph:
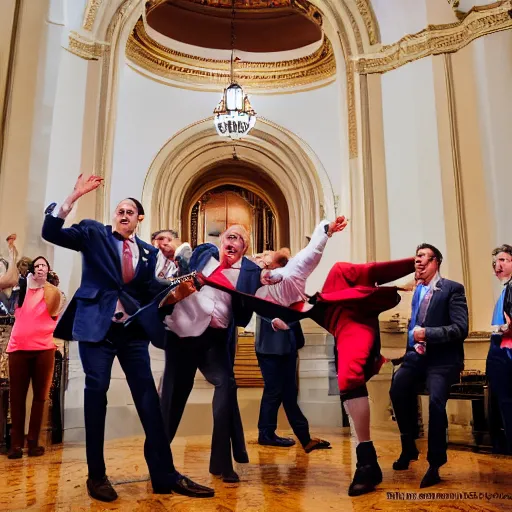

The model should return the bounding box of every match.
[213,0,256,140]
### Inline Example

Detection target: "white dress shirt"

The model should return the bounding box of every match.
[256,220,329,307]
[164,257,241,338]
[156,251,177,279]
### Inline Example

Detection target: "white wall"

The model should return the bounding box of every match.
[371,0,428,45]
[110,65,346,212]
[381,57,447,261]
[472,30,512,249]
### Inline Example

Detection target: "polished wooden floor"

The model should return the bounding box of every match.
[0,429,511,512]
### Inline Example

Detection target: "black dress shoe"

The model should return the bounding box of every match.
[392,451,419,470]
[86,476,118,502]
[234,452,249,464]
[258,434,296,447]
[7,447,23,459]
[155,475,214,498]
[221,470,240,483]
[420,466,441,488]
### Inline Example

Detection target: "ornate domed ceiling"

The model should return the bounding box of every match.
[125,0,336,92]
[146,0,322,53]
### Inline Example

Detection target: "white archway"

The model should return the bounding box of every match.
[141,118,336,254]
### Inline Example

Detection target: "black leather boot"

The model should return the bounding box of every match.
[393,434,419,470]
[348,441,383,497]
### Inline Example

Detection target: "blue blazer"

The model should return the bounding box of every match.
[255,316,305,356]
[42,215,164,343]
[406,277,468,367]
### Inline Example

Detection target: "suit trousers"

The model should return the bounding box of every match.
[160,327,246,474]
[486,343,512,454]
[78,323,177,487]
[8,349,55,448]
[256,352,311,446]
[390,351,461,467]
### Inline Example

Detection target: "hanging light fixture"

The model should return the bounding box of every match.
[213,0,256,140]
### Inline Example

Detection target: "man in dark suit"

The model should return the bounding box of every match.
[390,243,468,488]
[41,174,213,502]
[160,226,261,483]
[255,316,331,452]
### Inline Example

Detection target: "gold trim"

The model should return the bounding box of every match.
[355,0,380,45]
[444,53,473,331]
[83,0,104,31]
[68,31,108,60]
[354,1,512,75]
[125,18,336,89]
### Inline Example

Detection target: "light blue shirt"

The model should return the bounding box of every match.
[408,283,430,347]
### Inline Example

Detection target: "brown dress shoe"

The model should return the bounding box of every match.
[27,441,45,457]
[7,447,23,459]
[86,476,118,502]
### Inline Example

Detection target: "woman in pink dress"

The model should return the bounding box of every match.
[6,255,65,459]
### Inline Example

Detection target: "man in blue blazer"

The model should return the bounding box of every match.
[42,174,214,502]
[390,243,468,489]
[159,226,261,483]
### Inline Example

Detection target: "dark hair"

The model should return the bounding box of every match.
[151,230,163,241]
[492,244,512,259]
[416,243,443,266]
[127,197,145,217]
[29,255,51,274]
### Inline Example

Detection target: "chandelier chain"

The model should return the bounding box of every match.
[230,0,236,83]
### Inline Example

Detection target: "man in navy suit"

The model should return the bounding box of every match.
[42,174,214,502]
[159,225,261,483]
[390,243,468,489]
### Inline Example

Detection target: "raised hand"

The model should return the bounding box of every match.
[327,216,349,237]
[71,174,104,200]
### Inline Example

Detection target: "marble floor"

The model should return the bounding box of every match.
[0,429,511,512]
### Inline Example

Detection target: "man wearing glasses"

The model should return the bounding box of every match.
[487,244,512,454]
[42,175,214,502]
[159,225,261,484]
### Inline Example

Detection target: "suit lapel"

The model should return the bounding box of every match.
[105,226,123,279]
[134,237,150,278]
[424,278,444,325]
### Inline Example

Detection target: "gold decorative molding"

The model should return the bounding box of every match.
[467,331,492,341]
[83,0,104,31]
[354,0,512,74]
[125,18,336,89]
[68,31,108,60]
[444,53,473,331]
[355,0,380,45]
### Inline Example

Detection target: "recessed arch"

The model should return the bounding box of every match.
[141,117,335,254]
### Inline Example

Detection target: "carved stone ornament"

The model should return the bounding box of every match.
[354,0,512,75]
[125,18,336,90]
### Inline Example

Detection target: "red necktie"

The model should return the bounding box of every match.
[122,239,135,283]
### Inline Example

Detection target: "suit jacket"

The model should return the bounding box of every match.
[42,215,165,342]
[406,277,468,367]
[255,316,305,356]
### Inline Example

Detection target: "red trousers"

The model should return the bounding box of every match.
[8,349,55,448]
[319,258,415,394]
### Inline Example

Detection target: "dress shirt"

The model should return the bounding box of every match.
[407,273,440,347]
[255,220,329,306]
[156,251,177,279]
[164,257,241,337]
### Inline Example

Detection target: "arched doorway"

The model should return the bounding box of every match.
[180,160,291,252]
[190,185,276,255]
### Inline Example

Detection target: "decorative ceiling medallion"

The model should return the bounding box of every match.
[354,0,512,74]
[125,18,336,90]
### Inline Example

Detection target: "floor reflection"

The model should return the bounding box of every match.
[0,429,511,511]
